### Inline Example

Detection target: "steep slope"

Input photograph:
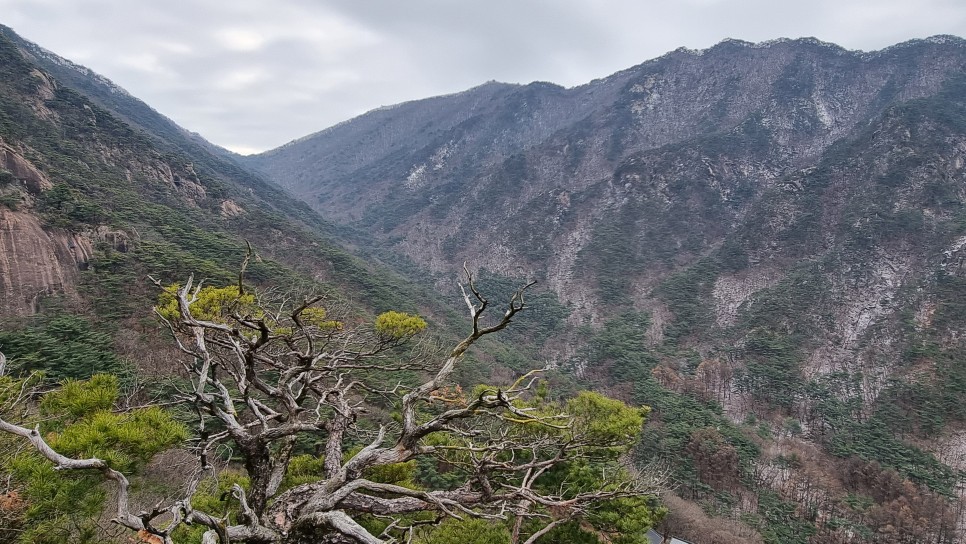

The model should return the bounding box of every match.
[0,24,365,243]
[248,35,966,343]
[0,26,451,331]
[246,78,635,222]
[251,36,966,543]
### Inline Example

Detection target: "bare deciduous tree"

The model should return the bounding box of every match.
[0,268,662,544]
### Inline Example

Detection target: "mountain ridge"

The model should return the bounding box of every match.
[253,34,966,157]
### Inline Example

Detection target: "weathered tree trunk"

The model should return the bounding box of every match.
[244,437,296,517]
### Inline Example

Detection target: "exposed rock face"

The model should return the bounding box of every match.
[220,198,245,217]
[89,225,130,253]
[0,208,90,315]
[26,68,57,121]
[0,143,52,193]
[712,268,783,326]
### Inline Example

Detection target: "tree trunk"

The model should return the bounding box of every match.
[242,436,296,517]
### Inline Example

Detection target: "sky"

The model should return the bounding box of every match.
[1,1,965,155]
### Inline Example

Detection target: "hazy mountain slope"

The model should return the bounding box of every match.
[248,37,965,224]
[246,34,966,325]
[0,24,365,247]
[0,27,440,326]
[243,75,646,220]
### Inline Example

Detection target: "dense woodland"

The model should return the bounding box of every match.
[2,25,966,544]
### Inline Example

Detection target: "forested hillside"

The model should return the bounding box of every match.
[249,37,966,543]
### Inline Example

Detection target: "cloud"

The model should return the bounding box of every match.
[0,0,964,153]
[214,28,267,52]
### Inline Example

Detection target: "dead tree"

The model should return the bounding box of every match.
[0,269,661,543]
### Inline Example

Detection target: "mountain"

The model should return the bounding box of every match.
[0,22,442,323]
[246,36,966,289]
[248,36,966,542]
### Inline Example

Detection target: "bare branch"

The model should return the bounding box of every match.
[0,416,151,537]
[238,240,255,296]
[522,516,571,544]
[294,510,385,544]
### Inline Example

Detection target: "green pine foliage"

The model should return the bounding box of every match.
[654,259,720,343]
[750,490,817,544]
[40,373,117,422]
[2,374,187,544]
[374,310,428,339]
[733,329,804,409]
[0,314,130,382]
[566,391,647,447]
[533,459,664,544]
[155,284,256,322]
[578,311,657,384]
[414,518,511,544]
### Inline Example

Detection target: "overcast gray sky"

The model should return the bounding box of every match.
[1,1,964,154]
